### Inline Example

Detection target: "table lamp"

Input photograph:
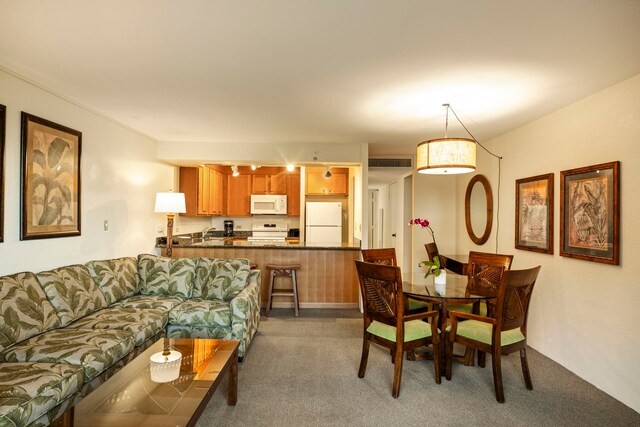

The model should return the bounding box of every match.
[150,338,182,383]
[155,191,186,257]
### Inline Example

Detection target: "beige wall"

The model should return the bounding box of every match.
[451,74,640,411]
[0,69,175,274]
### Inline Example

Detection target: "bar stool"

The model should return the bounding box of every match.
[266,264,300,317]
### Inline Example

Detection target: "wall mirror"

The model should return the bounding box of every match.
[465,174,493,245]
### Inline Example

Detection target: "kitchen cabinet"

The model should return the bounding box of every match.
[306,167,349,195]
[226,174,252,216]
[252,173,287,195]
[179,166,225,216]
[286,173,300,216]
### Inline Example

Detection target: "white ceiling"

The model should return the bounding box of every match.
[1,1,640,157]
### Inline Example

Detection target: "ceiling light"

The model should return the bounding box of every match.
[323,168,332,179]
[286,164,295,172]
[251,164,258,171]
[231,165,240,177]
[416,104,476,175]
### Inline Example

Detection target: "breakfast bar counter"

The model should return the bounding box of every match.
[161,240,361,308]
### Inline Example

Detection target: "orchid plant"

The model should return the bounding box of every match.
[409,217,443,278]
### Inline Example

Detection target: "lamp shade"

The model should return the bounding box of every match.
[416,138,476,174]
[154,192,186,214]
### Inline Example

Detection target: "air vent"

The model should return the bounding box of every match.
[368,158,412,168]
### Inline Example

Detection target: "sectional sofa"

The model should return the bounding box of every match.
[0,254,261,427]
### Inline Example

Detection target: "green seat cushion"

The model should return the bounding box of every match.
[85,257,139,305]
[0,362,84,427]
[169,299,232,328]
[0,329,135,380]
[67,307,167,346]
[367,319,433,342]
[408,298,429,311]
[446,319,525,346]
[447,302,487,316]
[0,272,62,352]
[114,294,184,312]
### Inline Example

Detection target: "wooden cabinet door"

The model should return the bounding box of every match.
[179,167,199,216]
[327,173,348,194]
[286,174,300,216]
[251,175,269,194]
[306,169,348,195]
[227,175,251,216]
[270,174,287,194]
[198,166,210,215]
[209,170,226,215]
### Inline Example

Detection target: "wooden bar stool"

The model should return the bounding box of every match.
[266,264,301,317]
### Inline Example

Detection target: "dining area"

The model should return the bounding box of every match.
[355,247,541,403]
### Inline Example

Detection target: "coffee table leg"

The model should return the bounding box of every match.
[228,351,238,405]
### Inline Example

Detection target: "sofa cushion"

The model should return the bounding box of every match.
[0,362,84,427]
[166,324,232,340]
[67,307,167,346]
[113,294,184,312]
[36,265,108,327]
[0,272,62,353]
[85,257,139,305]
[195,258,250,301]
[0,329,134,380]
[169,299,232,328]
[137,254,197,298]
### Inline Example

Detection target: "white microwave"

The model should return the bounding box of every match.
[250,194,287,215]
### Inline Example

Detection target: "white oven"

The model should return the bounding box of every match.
[250,194,287,215]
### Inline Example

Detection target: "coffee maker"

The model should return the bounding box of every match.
[224,220,234,237]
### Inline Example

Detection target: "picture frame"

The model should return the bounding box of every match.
[20,113,82,240]
[515,173,554,254]
[560,161,619,265]
[0,104,5,243]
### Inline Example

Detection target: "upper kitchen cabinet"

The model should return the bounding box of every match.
[306,167,349,195]
[227,173,252,216]
[251,167,287,195]
[286,173,301,216]
[179,166,226,216]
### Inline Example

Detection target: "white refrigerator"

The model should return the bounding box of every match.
[305,202,342,245]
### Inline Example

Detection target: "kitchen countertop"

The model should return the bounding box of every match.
[156,236,360,251]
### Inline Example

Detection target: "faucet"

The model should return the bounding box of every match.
[202,226,215,238]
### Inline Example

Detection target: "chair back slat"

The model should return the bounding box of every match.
[466,251,514,297]
[425,243,440,263]
[355,261,404,325]
[496,266,541,333]
[361,248,397,266]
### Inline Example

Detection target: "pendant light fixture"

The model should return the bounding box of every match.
[416,104,476,174]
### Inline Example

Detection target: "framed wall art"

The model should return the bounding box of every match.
[560,161,619,265]
[20,112,82,240]
[0,104,5,243]
[515,173,553,254]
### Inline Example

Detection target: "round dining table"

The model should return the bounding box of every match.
[403,271,495,366]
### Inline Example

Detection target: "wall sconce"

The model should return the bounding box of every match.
[155,191,186,257]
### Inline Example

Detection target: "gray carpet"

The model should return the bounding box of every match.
[198,309,639,426]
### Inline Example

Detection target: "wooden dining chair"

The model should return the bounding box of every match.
[361,248,428,313]
[446,266,541,403]
[355,260,441,398]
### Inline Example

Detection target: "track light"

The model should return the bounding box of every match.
[231,165,240,177]
[286,164,295,172]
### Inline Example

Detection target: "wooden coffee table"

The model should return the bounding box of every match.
[56,337,238,427]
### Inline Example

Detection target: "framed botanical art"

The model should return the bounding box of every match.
[515,173,553,254]
[0,104,5,243]
[560,161,619,265]
[20,113,82,240]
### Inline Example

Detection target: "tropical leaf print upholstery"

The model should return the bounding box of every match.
[168,299,232,328]
[0,272,61,353]
[67,307,167,346]
[85,257,139,305]
[166,324,233,341]
[231,270,261,358]
[137,254,197,298]
[0,329,134,380]
[0,362,84,427]
[195,258,250,301]
[36,265,108,327]
[113,294,184,312]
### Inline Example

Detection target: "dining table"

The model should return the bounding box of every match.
[403,270,494,366]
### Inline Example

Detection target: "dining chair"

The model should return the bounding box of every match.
[445,265,541,403]
[361,248,429,313]
[355,260,441,398]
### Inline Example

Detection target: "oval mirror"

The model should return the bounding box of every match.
[465,174,493,245]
